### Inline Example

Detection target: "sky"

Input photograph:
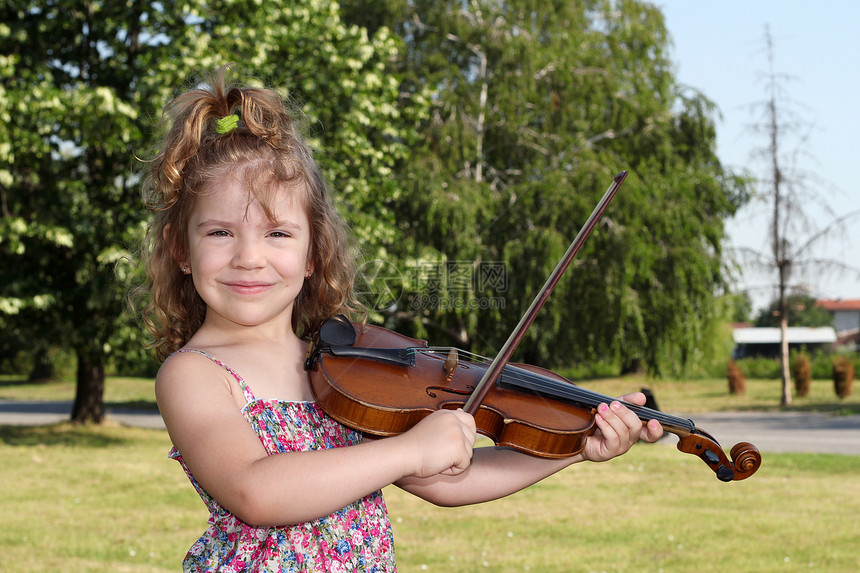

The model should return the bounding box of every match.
[657,1,860,310]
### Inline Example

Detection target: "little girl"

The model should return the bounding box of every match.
[141,65,663,572]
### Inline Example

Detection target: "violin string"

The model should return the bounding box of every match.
[414,346,693,432]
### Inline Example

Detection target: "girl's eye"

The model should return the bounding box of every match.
[269,231,291,238]
[208,230,230,237]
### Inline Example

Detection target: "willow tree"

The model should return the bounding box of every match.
[346,0,748,375]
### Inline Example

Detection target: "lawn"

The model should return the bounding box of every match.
[0,376,159,410]
[1,375,859,571]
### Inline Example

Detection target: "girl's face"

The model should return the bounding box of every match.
[183,178,313,334]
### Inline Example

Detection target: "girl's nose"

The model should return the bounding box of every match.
[233,237,265,269]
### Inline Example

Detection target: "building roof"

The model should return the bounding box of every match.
[732,326,837,345]
[816,299,860,311]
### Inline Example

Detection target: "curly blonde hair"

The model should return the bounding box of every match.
[141,65,360,360]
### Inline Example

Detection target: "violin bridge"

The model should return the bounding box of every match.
[443,348,459,382]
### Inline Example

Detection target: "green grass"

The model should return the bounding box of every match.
[386,441,860,572]
[1,425,858,572]
[388,445,860,572]
[0,375,158,410]
[1,374,859,571]
[0,423,205,572]
[574,374,860,415]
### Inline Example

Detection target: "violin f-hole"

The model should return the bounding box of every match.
[426,385,474,399]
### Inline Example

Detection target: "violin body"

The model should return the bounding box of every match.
[309,323,596,459]
[306,317,762,481]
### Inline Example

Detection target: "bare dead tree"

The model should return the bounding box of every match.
[739,26,860,406]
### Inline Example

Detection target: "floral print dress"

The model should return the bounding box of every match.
[168,349,397,572]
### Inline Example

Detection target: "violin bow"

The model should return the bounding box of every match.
[463,171,628,414]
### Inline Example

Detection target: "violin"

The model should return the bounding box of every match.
[305,171,761,482]
[305,316,761,482]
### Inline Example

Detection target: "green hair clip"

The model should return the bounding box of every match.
[216,113,241,134]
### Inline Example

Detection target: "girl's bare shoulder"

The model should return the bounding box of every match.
[155,348,237,405]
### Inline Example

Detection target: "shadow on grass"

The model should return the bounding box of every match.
[0,423,132,448]
[108,399,159,411]
[730,401,860,416]
[0,377,34,387]
[781,401,860,415]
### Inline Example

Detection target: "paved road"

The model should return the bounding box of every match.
[2,400,859,455]
[666,411,860,455]
[0,400,166,430]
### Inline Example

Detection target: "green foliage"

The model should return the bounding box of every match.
[723,291,754,323]
[754,293,835,327]
[177,1,426,253]
[809,353,835,380]
[355,0,749,376]
[733,356,782,379]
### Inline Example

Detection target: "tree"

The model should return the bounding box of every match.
[347,0,748,376]
[738,27,860,405]
[178,1,425,257]
[724,292,754,324]
[754,293,833,328]
[0,1,203,422]
[0,1,422,422]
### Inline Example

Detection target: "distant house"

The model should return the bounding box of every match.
[732,326,837,359]
[816,299,860,352]
[816,299,860,333]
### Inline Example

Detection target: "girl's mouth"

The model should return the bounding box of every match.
[225,281,272,295]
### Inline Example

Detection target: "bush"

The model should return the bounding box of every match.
[726,359,746,395]
[792,352,812,397]
[810,351,834,380]
[832,355,855,399]
[733,356,781,379]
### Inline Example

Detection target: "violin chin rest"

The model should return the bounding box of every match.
[319,314,357,346]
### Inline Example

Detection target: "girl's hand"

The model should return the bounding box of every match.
[398,408,477,478]
[581,392,663,463]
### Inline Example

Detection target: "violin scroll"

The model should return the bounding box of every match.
[730,442,763,479]
[676,432,762,482]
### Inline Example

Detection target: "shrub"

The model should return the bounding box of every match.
[734,356,781,379]
[726,359,746,395]
[792,352,812,397]
[810,351,834,380]
[832,355,855,399]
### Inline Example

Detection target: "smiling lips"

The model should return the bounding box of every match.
[223,281,274,295]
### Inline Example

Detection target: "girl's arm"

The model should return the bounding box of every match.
[396,393,663,507]
[156,352,477,527]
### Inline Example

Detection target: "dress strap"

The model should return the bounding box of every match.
[169,349,257,404]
